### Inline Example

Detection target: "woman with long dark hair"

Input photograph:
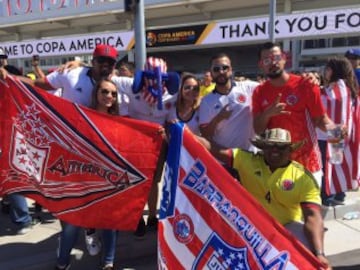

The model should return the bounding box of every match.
[317,56,359,205]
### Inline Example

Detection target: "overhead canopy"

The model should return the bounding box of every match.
[0,0,357,43]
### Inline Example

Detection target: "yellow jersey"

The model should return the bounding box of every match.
[232,149,321,225]
[199,83,215,97]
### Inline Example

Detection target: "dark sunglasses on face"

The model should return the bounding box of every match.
[183,85,200,91]
[212,65,230,73]
[96,56,116,66]
[263,143,290,150]
[100,89,117,98]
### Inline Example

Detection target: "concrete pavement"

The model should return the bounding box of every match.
[0,189,359,270]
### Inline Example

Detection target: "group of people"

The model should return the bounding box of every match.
[0,42,359,270]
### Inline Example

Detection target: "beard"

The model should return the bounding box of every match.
[266,69,283,79]
[214,75,230,86]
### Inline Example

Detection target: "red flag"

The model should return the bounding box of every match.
[0,76,164,230]
[323,80,359,194]
[158,123,324,269]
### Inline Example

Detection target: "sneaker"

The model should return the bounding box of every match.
[85,231,101,256]
[16,217,41,235]
[134,217,146,238]
[54,263,70,270]
[101,264,114,270]
[147,216,158,231]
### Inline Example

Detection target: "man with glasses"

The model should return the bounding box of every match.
[199,52,259,152]
[252,42,340,186]
[198,128,331,270]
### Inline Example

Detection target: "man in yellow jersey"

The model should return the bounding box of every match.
[198,128,331,270]
[199,70,215,97]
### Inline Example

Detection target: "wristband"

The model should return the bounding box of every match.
[314,250,325,256]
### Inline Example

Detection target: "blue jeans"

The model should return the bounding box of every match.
[57,221,81,266]
[8,193,31,227]
[102,229,118,265]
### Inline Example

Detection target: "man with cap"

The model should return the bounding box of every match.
[198,128,331,270]
[0,44,126,270]
[345,48,360,85]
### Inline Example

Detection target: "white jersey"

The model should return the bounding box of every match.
[199,80,259,150]
[168,107,201,135]
[112,76,177,125]
[46,67,94,107]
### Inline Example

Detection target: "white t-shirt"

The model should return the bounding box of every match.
[112,76,177,125]
[199,80,259,150]
[46,67,94,107]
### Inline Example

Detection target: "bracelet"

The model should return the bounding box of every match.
[314,250,325,256]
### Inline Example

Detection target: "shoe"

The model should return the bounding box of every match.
[54,263,70,270]
[101,264,114,270]
[16,217,41,235]
[330,198,345,205]
[134,217,146,238]
[85,231,101,256]
[147,216,158,231]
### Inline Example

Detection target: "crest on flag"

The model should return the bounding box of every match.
[0,76,164,230]
[193,232,249,270]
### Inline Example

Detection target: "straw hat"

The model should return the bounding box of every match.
[251,128,304,151]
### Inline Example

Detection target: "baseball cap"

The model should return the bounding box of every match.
[0,48,8,59]
[93,44,118,61]
[345,48,360,58]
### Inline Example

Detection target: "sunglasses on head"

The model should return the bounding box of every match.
[262,143,290,150]
[100,89,117,98]
[212,65,230,73]
[96,56,116,65]
[183,85,200,91]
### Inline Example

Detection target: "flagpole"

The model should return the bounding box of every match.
[269,0,276,42]
[134,0,146,69]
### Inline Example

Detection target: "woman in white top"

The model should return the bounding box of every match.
[171,73,201,135]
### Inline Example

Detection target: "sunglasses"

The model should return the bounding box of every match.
[96,56,116,66]
[183,85,200,91]
[100,89,117,98]
[212,65,230,73]
[262,143,290,150]
[259,54,284,66]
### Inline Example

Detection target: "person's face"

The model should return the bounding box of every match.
[92,56,116,77]
[0,58,8,67]
[262,143,292,169]
[118,65,132,77]
[203,71,212,84]
[259,46,286,79]
[346,55,360,69]
[181,78,200,103]
[211,57,232,86]
[324,66,333,82]
[96,81,117,110]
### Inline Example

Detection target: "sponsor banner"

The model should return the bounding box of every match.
[0,31,134,59]
[0,75,164,230]
[146,25,208,48]
[158,123,323,269]
[200,8,360,45]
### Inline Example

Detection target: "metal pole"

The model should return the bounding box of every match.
[269,0,276,42]
[134,0,146,69]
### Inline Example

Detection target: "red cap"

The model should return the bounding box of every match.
[93,44,118,61]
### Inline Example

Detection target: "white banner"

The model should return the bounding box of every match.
[0,32,134,59]
[199,8,360,45]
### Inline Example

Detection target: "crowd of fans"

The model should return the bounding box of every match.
[0,42,359,270]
